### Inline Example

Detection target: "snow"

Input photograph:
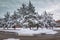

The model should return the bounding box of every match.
[0,28,58,36]
[17,28,57,36]
[3,38,20,40]
[53,27,60,30]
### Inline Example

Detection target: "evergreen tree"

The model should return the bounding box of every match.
[4,12,11,29]
[28,1,35,13]
[41,11,56,29]
[12,11,18,20]
[4,12,10,22]
[1,1,56,30]
[17,3,27,18]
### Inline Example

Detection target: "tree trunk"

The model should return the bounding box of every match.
[37,26,39,30]
[7,27,8,29]
[14,27,16,30]
[30,27,31,30]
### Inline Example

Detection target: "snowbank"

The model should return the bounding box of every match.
[3,38,20,40]
[0,28,58,36]
[53,27,60,30]
[17,28,57,36]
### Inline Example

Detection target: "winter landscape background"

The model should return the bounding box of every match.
[0,0,60,40]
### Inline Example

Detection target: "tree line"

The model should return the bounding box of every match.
[0,1,56,30]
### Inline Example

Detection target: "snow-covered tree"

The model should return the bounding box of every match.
[10,11,22,29]
[4,12,10,22]
[28,1,35,13]
[17,3,27,18]
[41,11,56,29]
[3,12,11,29]
[0,1,56,30]
[22,1,40,29]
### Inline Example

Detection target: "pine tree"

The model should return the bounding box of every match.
[41,11,56,29]
[11,11,20,29]
[21,1,41,29]
[4,12,11,29]
[17,3,27,18]
[2,1,56,29]
[4,12,10,22]
[28,1,35,13]
[12,11,18,20]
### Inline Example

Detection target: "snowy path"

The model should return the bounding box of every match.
[0,28,58,36]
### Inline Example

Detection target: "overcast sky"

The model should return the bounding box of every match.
[0,0,60,20]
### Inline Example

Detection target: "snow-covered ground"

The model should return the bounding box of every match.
[0,28,58,36]
[3,38,20,40]
[53,27,60,30]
